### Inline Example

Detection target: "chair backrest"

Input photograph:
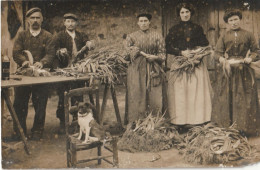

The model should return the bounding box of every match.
[64,86,100,136]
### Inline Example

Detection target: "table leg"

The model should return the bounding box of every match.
[124,84,128,125]
[2,89,30,155]
[100,84,109,125]
[110,86,122,128]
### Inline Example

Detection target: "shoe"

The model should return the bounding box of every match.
[30,132,43,141]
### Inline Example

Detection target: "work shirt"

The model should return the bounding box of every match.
[215,28,258,61]
[13,29,54,68]
[51,30,89,68]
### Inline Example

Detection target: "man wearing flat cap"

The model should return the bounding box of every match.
[124,13,166,124]
[12,7,55,140]
[212,9,260,136]
[50,13,94,133]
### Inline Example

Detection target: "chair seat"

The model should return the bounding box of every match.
[65,86,118,168]
[68,135,103,151]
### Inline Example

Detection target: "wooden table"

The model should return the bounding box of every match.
[1,74,123,155]
[1,75,92,155]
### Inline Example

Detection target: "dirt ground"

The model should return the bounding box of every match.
[1,82,260,169]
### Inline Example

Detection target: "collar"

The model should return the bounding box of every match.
[66,30,76,39]
[139,28,150,34]
[30,28,41,37]
[230,27,241,32]
[180,20,192,25]
[78,112,93,118]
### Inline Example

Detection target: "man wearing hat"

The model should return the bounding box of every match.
[51,13,94,133]
[124,13,166,124]
[12,7,55,140]
[212,9,260,136]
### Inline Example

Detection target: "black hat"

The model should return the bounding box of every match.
[26,7,41,18]
[64,13,78,21]
[223,9,242,23]
[137,13,152,21]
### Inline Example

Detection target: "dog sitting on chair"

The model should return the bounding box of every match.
[77,102,107,143]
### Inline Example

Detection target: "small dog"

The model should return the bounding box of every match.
[77,102,107,143]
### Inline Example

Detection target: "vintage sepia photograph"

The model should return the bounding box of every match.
[1,0,260,168]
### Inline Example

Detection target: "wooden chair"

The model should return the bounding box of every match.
[64,86,119,168]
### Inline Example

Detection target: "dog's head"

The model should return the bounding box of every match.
[77,102,95,117]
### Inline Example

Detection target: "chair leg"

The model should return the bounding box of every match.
[112,137,119,168]
[98,145,102,165]
[71,143,77,168]
[66,139,71,168]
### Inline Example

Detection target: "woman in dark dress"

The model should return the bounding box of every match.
[165,3,212,127]
[212,9,260,136]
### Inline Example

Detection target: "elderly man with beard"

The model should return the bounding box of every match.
[51,13,94,134]
[12,7,55,141]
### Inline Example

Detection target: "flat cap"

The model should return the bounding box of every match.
[26,7,41,17]
[64,13,78,21]
[223,9,242,23]
[137,13,152,21]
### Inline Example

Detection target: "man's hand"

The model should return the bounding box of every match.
[86,40,95,50]
[244,57,252,64]
[34,62,43,69]
[22,61,30,68]
[58,48,68,56]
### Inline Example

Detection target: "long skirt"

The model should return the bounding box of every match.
[126,57,163,124]
[168,61,212,125]
[211,65,260,136]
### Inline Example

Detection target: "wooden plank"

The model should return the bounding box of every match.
[77,155,113,164]
[98,146,102,165]
[164,0,179,35]
[205,1,216,70]
[252,1,260,42]
[197,1,209,38]
[124,83,128,125]
[71,143,77,168]
[218,0,227,37]
[64,92,70,136]
[110,86,123,128]
[68,87,98,97]
[103,158,113,165]
[100,84,109,125]
[104,145,113,152]
[112,137,119,167]
[95,87,100,124]
[207,1,217,47]
[214,0,220,42]
[66,139,71,167]
[1,75,90,88]
[241,8,254,33]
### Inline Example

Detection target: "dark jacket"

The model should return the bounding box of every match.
[165,21,209,55]
[13,29,55,68]
[51,30,89,68]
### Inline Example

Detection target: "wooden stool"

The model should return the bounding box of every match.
[64,86,119,168]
